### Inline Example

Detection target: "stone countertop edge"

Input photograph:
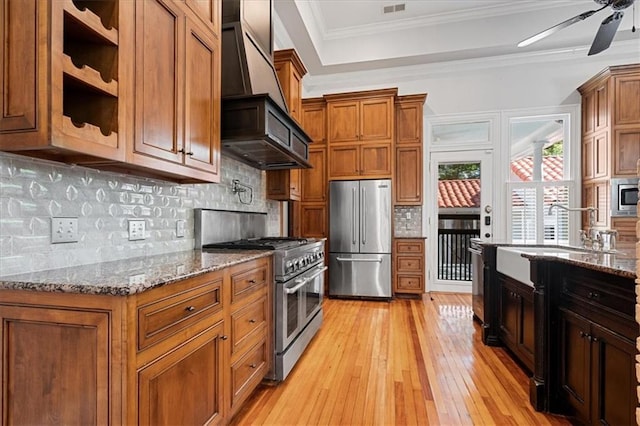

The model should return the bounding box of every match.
[476,240,636,279]
[0,249,274,296]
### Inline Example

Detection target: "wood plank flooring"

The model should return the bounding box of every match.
[231,293,571,425]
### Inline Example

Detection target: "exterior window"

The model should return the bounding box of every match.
[507,115,574,245]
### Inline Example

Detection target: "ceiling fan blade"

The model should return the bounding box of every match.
[588,11,624,55]
[518,6,607,47]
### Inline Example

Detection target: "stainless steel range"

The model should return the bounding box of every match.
[195,209,326,382]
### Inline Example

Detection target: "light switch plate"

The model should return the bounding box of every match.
[176,220,186,238]
[128,220,145,241]
[51,217,79,243]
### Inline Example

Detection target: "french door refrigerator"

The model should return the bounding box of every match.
[329,179,392,298]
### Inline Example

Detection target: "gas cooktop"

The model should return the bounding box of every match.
[202,237,313,251]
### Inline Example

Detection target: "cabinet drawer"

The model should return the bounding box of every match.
[231,296,268,357]
[561,277,634,319]
[396,256,423,272]
[395,240,424,254]
[231,340,268,406]
[137,276,223,351]
[397,274,423,291]
[230,260,269,305]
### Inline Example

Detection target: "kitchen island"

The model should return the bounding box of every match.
[0,250,273,425]
[475,241,637,425]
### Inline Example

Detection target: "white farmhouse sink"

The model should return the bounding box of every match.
[496,246,578,286]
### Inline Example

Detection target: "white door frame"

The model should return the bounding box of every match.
[427,150,493,293]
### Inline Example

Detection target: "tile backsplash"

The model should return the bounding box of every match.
[394,206,423,237]
[0,152,280,275]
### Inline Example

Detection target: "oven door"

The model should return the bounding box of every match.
[276,264,327,353]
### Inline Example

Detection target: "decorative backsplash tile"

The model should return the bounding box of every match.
[0,152,280,275]
[394,206,423,237]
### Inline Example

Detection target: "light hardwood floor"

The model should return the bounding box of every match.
[232,293,571,425]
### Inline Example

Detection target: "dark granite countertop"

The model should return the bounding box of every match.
[476,239,637,279]
[0,250,273,296]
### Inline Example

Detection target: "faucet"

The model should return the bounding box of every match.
[547,203,599,248]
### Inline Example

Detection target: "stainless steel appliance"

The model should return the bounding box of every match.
[469,239,484,324]
[329,180,392,298]
[611,178,639,217]
[196,209,325,382]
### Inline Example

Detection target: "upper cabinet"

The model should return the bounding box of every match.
[266,48,308,202]
[0,0,222,184]
[129,0,222,183]
[394,94,427,205]
[301,98,327,146]
[579,64,640,180]
[326,88,396,180]
[0,0,128,162]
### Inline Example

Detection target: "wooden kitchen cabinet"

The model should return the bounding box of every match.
[0,256,272,426]
[393,239,425,295]
[302,148,327,202]
[559,308,635,426]
[0,0,129,163]
[326,89,396,180]
[394,94,426,205]
[301,98,327,145]
[498,274,534,371]
[0,298,123,425]
[130,0,221,183]
[610,217,637,243]
[266,49,308,201]
[0,0,222,184]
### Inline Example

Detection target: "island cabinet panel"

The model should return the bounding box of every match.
[497,274,534,371]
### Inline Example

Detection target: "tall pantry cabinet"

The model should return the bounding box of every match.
[0,0,222,184]
[578,64,640,242]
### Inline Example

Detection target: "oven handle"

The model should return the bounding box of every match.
[285,266,328,295]
[336,257,383,263]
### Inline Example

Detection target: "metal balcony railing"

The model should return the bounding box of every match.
[437,228,480,281]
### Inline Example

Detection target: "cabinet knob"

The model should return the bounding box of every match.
[249,319,256,324]
[185,306,196,312]
[178,148,194,156]
[220,335,228,340]
[587,292,600,299]
[248,279,256,284]
[249,363,257,369]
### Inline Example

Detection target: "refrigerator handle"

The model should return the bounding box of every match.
[361,187,366,244]
[352,187,357,245]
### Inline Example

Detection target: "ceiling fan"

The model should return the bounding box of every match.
[518,0,636,55]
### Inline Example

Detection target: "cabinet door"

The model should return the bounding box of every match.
[395,275,424,293]
[613,129,640,176]
[266,170,300,201]
[593,133,608,178]
[134,0,184,163]
[0,305,111,425]
[593,182,609,227]
[360,143,392,177]
[614,75,640,126]
[594,83,608,131]
[611,217,637,243]
[499,281,518,349]
[138,321,225,425]
[582,136,594,180]
[328,101,359,143]
[559,309,591,424]
[582,89,595,135]
[590,323,635,426]
[300,203,327,237]
[395,146,422,205]
[360,98,393,141]
[184,17,221,176]
[396,102,423,145]
[184,0,220,30]
[0,0,38,133]
[301,101,326,144]
[329,144,359,179]
[517,287,534,368]
[302,147,327,202]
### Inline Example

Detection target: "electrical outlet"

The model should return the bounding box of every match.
[51,217,79,243]
[128,274,146,285]
[406,212,412,219]
[176,220,186,238]
[128,220,146,241]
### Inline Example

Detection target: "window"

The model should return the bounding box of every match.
[507,115,575,245]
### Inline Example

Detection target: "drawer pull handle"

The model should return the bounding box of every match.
[248,279,257,284]
[185,306,196,312]
[249,363,257,369]
[587,292,600,299]
[221,335,228,340]
[249,319,256,323]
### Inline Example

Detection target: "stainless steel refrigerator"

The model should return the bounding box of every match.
[329,179,392,298]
